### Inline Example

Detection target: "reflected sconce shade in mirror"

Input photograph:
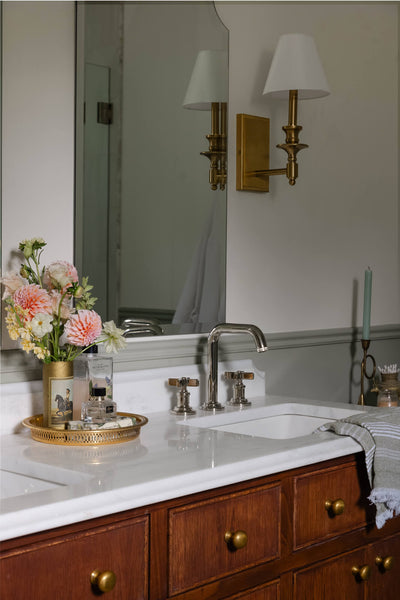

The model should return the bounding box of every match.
[236,34,330,192]
[183,50,228,191]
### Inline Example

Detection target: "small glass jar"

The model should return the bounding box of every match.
[81,387,117,425]
[73,346,113,420]
[377,387,398,408]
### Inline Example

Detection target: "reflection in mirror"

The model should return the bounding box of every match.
[0,5,2,305]
[75,1,228,337]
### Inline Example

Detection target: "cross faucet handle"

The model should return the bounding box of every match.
[168,377,199,388]
[168,377,199,415]
[224,371,254,381]
[224,371,254,406]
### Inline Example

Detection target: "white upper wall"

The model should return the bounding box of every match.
[218,2,399,333]
[2,1,399,335]
[1,1,75,272]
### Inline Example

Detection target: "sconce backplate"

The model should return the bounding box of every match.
[236,114,270,192]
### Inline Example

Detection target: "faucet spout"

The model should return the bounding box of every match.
[204,323,268,411]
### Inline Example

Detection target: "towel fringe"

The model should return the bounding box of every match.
[369,487,400,528]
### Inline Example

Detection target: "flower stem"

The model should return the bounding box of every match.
[29,250,43,287]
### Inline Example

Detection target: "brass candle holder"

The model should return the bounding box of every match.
[359,339,376,406]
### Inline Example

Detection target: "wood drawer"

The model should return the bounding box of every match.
[0,515,149,600]
[293,548,366,600]
[293,460,372,549]
[168,483,281,595]
[230,579,280,599]
[367,534,400,600]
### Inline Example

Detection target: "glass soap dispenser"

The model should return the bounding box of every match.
[81,387,117,425]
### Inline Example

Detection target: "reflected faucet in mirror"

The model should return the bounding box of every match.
[183,50,228,190]
[203,323,268,411]
[121,318,164,337]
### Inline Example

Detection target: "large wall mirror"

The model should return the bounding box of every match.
[75,1,228,337]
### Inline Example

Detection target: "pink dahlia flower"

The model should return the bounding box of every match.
[50,290,73,321]
[64,310,102,347]
[13,284,52,320]
[44,261,79,292]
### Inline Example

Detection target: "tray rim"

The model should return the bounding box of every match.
[23,412,148,431]
[21,412,149,446]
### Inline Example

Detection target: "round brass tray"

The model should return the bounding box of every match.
[22,412,148,446]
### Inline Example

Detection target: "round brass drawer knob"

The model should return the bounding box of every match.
[351,565,371,581]
[90,569,117,593]
[376,555,394,571]
[224,530,248,550]
[325,498,345,515]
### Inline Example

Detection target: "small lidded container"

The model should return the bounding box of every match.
[81,387,118,425]
[376,366,399,408]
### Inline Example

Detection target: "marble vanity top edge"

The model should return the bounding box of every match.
[0,397,365,542]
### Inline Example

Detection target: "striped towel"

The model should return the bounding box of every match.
[319,408,400,529]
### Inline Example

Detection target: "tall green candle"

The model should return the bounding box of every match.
[362,268,372,340]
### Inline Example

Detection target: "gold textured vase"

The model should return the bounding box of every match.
[43,361,74,428]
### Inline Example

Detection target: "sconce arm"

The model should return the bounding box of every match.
[247,168,286,177]
[236,90,310,190]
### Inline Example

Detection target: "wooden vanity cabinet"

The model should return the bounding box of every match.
[0,514,149,599]
[293,457,373,549]
[1,453,399,600]
[293,548,367,600]
[366,535,400,600]
[293,535,400,600]
[229,580,280,599]
[168,482,281,595]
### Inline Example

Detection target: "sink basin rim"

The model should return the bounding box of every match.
[179,401,364,428]
[178,400,366,440]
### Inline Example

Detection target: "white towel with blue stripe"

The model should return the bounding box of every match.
[320,408,400,529]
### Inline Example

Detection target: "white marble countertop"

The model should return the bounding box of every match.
[0,396,366,542]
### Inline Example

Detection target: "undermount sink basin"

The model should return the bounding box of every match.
[0,470,64,500]
[180,401,364,440]
[212,413,335,439]
[0,463,90,501]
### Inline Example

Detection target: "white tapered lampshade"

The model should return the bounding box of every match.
[263,34,330,100]
[183,50,228,110]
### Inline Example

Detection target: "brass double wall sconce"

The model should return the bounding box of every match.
[183,50,228,191]
[237,34,330,192]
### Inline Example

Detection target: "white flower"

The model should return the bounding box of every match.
[31,313,53,338]
[97,320,127,353]
[44,261,78,291]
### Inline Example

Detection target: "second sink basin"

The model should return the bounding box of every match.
[0,461,91,502]
[0,470,63,500]
[180,400,365,440]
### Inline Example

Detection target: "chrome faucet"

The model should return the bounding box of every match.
[203,323,268,411]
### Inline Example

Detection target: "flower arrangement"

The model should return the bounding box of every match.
[1,238,126,362]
